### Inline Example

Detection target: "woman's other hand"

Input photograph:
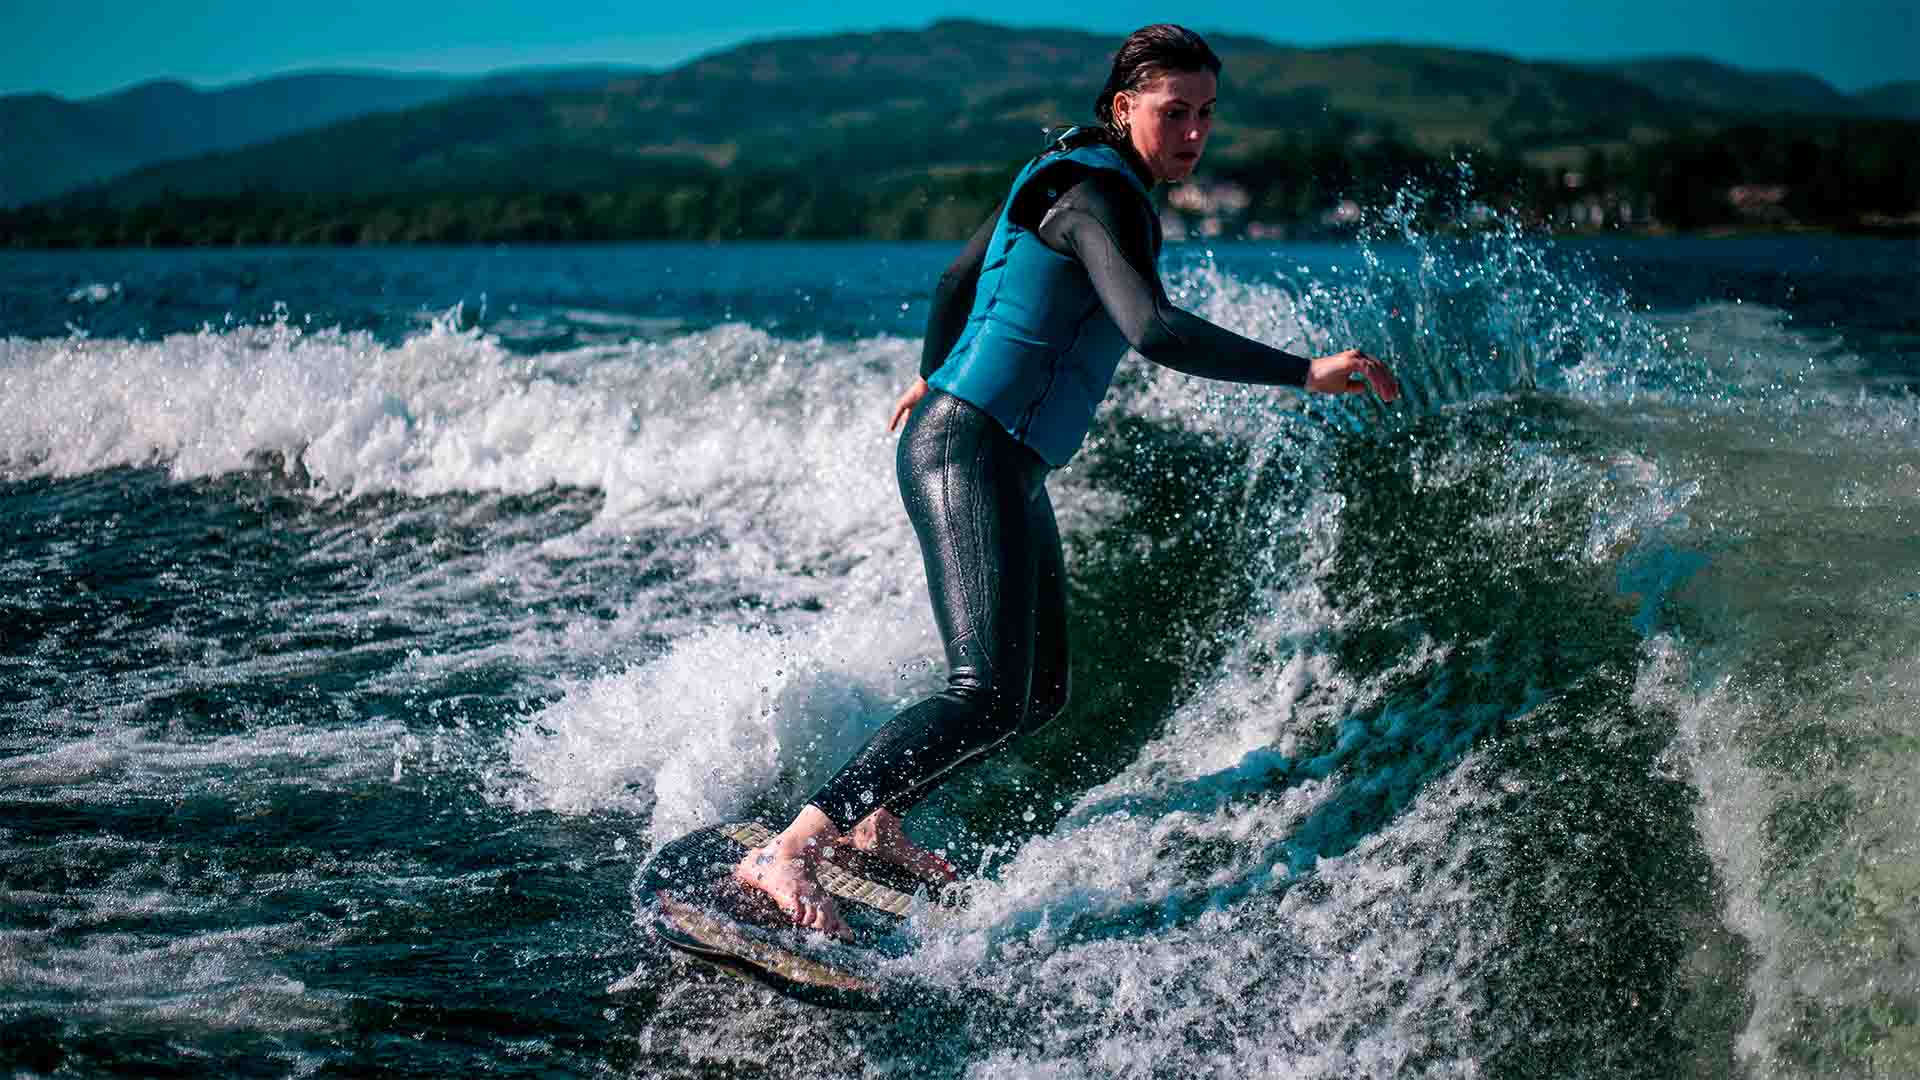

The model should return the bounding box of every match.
[888,377,931,432]
[1308,349,1400,402]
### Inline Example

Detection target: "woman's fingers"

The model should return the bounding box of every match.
[887,378,931,432]
[1350,351,1400,402]
[1308,349,1398,401]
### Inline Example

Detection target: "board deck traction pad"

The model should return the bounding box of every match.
[640,819,959,1007]
[716,821,918,917]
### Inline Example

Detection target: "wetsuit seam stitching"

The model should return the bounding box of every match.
[966,423,999,699]
[937,402,972,653]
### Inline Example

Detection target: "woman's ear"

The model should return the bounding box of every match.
[1111,92,1131,132]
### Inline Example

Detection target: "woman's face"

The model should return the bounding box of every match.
[1114,69,1217,184]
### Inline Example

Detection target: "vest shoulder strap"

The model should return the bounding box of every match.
[1003,141,1151,235]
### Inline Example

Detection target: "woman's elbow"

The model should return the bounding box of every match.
[1127,316,1182,358]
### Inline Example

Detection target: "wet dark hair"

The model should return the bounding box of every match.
[1092,25,1222,135]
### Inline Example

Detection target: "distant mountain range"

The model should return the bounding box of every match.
[1583,57,1872,116]
[0,67,643,206]
[6,20,1915,209]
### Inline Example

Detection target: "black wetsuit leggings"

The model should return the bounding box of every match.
[806,390,1071,830]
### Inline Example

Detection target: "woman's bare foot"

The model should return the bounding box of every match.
[733,806,849,938]
[848,807,958,884]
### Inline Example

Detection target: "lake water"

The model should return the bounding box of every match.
[1,227,1916,1077]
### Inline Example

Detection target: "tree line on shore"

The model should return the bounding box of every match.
[5,117,1914,247]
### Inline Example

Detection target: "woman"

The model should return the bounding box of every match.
[738,24,1400,936]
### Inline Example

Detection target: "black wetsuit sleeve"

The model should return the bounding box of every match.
[919,199,1002,380]
[1035,174,1311,387]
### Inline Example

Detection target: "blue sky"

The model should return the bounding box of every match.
[4,0,1914,99]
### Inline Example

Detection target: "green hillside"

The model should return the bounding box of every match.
[9,20,1916,244]
[56,20,1710,206]
[1857,80,1920,120]
[1583,57,1860,116]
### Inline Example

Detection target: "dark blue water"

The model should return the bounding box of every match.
[2,230,1916,1077]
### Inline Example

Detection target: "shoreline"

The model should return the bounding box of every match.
[5,220,1916,251]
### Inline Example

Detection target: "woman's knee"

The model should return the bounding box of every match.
[944,666,1029,740]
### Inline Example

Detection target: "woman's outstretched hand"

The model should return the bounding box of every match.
[1307,349,1400,402]
[888,377,931,432]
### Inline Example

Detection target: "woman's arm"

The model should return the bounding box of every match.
[1036,173,1314,386]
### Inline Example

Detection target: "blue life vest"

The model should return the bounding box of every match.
[928,135,1154,466]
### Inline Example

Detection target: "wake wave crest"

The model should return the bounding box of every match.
[0,311,915,534]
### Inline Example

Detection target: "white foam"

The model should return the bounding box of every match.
[0,720,411,800]
[1611,395,1920,1075]
[0,923,341,1033]
[1655,608,1920,1075]
[4,314,950,730]
[504,588,949,842]
[0,315,921,533]
[926,752,1508,1079]
[1649,300,1863,389]
[65,281,122,304]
